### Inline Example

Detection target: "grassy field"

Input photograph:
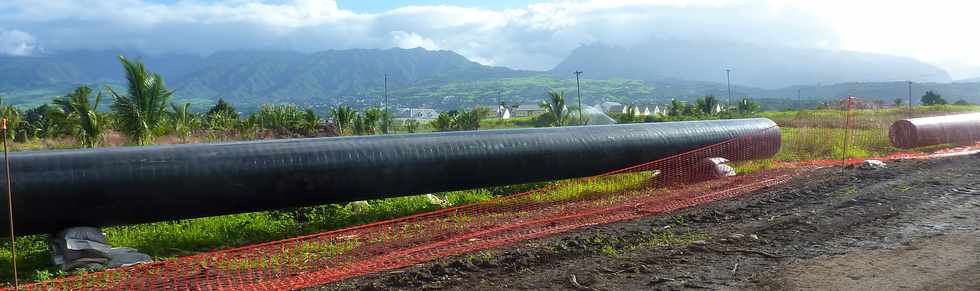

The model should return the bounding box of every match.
[759,104,980,128]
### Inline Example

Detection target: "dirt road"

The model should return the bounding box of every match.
[319,154,980,290]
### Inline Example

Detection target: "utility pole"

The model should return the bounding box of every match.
[574,71,584,124]
[725,69,733,106]
[383,74,389,133]
[797,88,802,110]
[497,89,502,120]
[907,80,913,118]
[384,74,388,112]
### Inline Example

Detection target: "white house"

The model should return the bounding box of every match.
[513,104,546,117]
[497,105,511,119]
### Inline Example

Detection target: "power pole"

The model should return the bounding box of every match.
[797,88,802,110]
[908,80,913,118]
[383,74,389,133]
[384,74,388,112]
[497,89,502,120]
[574,71,584,124]
[725,69,733,106]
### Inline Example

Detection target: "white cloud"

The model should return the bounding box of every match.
[13,0,960,73]
[0,28,37,56]
[795,0,980,79]
[391,31,442,51]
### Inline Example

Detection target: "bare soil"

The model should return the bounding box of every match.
[317,154,980,291]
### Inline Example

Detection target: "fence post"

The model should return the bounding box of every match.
[841,96,854,172]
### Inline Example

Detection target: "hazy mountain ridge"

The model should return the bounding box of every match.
[1,45,977,110]
[551,40,952,89]
[0,48,535,105]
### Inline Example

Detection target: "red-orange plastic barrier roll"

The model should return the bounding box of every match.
[890,112,980,149]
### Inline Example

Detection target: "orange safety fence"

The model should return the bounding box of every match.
[16,126,800,290]
[9,101,980,290]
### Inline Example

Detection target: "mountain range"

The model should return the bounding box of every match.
[0,40,977,111]
[551,40,952,88]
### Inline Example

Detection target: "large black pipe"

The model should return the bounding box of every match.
[2,119,779,236]
[890,113,980,149]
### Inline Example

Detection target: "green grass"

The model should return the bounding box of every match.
[639,230,709,248]
[0,189,496,284]
[527,171,655,203]
[760,105,980,128]
[479,116,538,130]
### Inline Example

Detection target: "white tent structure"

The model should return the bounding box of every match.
[497,105,511,119]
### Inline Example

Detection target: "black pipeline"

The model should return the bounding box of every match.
[890,113,980,149]
[2,119,779,235]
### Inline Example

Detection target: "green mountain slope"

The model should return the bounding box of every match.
[1,47,978,111]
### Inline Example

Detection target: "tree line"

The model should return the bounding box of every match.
[0,57,406,148]
[0,57,771,150]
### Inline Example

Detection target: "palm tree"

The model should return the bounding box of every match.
[352,113,370,135]
[0,98,21,142]
[52,86,104,147]
[205,98,238,131]
[207,98,236,117]
[455,109,481,131]
[22,104,58,139]
[363,107,384,134]
[404,119,420,133]
[540,91,569,126]
[430,111,456,132]
[108,56,174,145]
[379,110,394,134]
[696,95,719,115]
[329,105,355,135]
[302,108,322,136]
[170,102,194,142]
[668,99,684,117]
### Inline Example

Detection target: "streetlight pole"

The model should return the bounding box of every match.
[574,71,583,124]
[725,69,733,106]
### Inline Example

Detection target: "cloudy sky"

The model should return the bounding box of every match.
[1,0,978,79]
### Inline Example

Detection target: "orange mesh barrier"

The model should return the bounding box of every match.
[18,126,796,290]
[12,102,980,290]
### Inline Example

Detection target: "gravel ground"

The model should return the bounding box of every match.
[316,154,980,290]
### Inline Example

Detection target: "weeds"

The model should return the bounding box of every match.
[639,230,709,248]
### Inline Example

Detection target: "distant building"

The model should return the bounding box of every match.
[396,108,439,120]
[513,104,546,117]
[652,105,666,116]
[497,105,511,119]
